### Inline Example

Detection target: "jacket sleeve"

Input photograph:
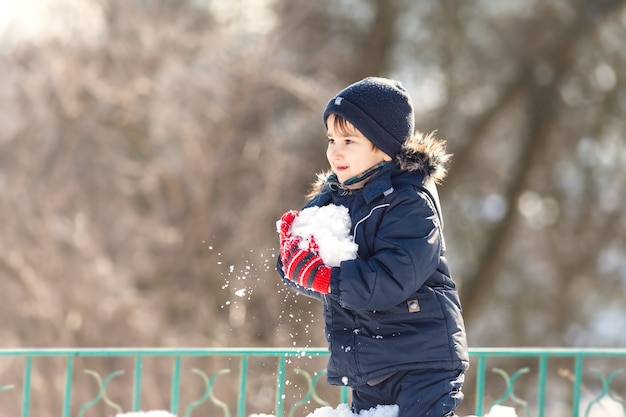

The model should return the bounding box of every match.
[328,188,443,311]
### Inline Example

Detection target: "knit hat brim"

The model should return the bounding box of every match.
[323,97,402,158]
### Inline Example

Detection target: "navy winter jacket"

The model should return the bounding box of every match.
[277,136,469,387]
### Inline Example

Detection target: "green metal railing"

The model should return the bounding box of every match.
[469,348,626,417]
[1,347,625,417]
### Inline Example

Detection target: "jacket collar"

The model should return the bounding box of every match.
[324,162,397,204]
[361,163,396,203]
[326,162,391,197]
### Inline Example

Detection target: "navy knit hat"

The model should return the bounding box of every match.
[323,77,415,159]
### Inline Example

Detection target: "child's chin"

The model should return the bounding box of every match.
[335,174,349,183]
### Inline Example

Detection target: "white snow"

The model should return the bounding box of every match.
[288,205,358,267]
[112,400,626,417]
[249,404,397,417]
[247,403,517,417]
[583,397,625,417]
[483,405,518,417]
[111,403,525,417]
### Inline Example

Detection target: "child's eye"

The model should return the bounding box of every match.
[328,138,335,144]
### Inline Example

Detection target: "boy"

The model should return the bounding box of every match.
[276,77,469,417]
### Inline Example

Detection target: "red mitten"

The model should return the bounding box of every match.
[280,235,301,267]
[278,210,298,244]
[277,210,300,265]
[283,236,332,294]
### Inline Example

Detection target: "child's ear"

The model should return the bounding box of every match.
[374,145,393,162]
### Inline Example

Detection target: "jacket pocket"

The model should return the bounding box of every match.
[376,287,445,323]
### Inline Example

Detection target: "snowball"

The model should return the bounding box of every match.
[289,205,358,267]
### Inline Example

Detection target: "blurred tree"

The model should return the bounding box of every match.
[1,0,626,414]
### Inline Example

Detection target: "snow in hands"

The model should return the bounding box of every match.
[288,204,358,267]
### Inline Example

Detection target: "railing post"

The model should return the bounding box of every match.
[572,355,584,417]
[22,356,32,417]
[62,355,74,417]
[170,356,182,416]
[537,355,548,417]
[474,355,487,416]
[340,385,349,405]
[238,356,248,417]
[133,356,143,411]
[275,355,287,417]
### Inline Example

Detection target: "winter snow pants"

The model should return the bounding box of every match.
[351,369,465,417]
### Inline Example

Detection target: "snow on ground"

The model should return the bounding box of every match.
[482,405,518,417]
[251,404,398,417]
[114,404,518,417]
[583,397,626,417]
[113,397,626,417]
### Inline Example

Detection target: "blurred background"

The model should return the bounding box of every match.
[1,0,625,414]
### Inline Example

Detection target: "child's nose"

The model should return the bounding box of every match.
[330,145,343,158]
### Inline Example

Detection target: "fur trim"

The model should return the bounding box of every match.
[306,170,332,201]
[396,131,451,185]
[306,131,451,199]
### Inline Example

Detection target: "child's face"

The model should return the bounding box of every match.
[326,114,392,185]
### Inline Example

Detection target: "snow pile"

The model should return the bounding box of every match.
[583,397,625,417]
[249,404,397,417]
[310,404,398,417]
[250,403,518,417]
[112,403,626,417]
[484,405,518,417]
[289,205,358,267]
[113,404,519,417]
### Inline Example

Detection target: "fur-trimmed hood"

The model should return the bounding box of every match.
[396,131,450,182]
[308,131,451,199]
